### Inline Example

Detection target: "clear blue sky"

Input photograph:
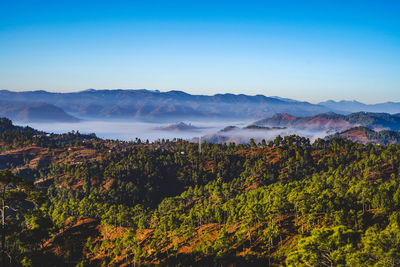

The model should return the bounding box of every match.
[1,0,399,103]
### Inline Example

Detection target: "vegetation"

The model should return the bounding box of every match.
[330,126,400,145]
[255,111,400,131]
[1,118,400,266]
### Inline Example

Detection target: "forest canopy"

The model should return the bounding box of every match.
[0,118,399,266]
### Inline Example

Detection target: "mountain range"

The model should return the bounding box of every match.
[199,112,400,145]
[319,100,400,114]
[0,89,399,123]
[254,112,400,132]
[0,89,331,122]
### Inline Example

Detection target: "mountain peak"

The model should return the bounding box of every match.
[272,113,297,120]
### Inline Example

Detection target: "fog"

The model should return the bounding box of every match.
[24,120,247,142]
[202,127,329,144]
[20,119,331,144]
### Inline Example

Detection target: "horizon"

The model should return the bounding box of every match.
[0,88,397,105]
[1,1,400,104]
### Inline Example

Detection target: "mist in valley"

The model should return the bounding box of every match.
[201,127,329,144]
[20,119,330,143]
[23,120,238,141]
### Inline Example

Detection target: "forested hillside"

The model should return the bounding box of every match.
[329,126,400,145]
[255,112,400,131]
[1,118,400,266]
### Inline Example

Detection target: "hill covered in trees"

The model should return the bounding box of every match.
[329,126,400,145]
[0,118,400,266]
[254,112,400,132]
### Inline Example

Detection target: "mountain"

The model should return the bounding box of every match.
[0,89,331,121]
[319,100,400,114]
[328,126,400,145]
[254,112,400,132]
[155,122,203,131]
[0,101,79,123]
[270,96,301,103]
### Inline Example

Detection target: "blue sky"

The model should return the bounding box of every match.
[0,0,399,103]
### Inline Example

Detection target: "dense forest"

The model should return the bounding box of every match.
[0,118,400,266]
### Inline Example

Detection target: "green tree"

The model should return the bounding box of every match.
[0,169,45,266]
[287,226,360,267]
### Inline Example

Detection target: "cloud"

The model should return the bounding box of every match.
[23,119,330,144]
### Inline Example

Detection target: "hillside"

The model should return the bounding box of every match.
[255,112,400,132]
[0,117,27,133]
[0,120,400,266]
[0,117,40,154]
[0,101,79,123]
[328,126,400,145]
[156,122,202,132]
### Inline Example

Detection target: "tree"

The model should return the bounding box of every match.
[249,139,257,148]
[0,169,45,266]
[286,226,360,267]
[356,212,400,266]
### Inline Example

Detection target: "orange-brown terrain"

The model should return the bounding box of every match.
[1,116,400,266]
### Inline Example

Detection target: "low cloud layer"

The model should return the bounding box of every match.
[201,127,329,144]
[23,119,330,143]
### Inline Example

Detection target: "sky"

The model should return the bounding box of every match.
[0,0,399,104]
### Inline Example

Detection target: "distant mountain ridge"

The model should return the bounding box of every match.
[254,112,400,132]
[319,100,400,114]
[0,89,332,121]
[0,101,79,123]
[1,89,399,123]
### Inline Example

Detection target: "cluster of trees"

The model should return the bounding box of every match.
[44,136,400,265]
[0,169,52,266]
[0,117,98,152]
[331,126,400,145]
[1,119,400,266]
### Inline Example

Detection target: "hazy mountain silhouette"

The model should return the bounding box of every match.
[0,89,331,121]
[319,100,400,114]
[0,101,79,123]
[1,90,399,123]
